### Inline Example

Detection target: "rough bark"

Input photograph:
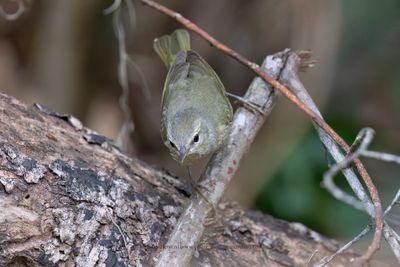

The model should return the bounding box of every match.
[0,93,362,266]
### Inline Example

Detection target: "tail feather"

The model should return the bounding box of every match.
[153,29,190,68]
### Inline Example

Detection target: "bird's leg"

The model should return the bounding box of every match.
[186,166,194,187]
[226,92,265,115]
[186,167,221,221]
[186,167,211,205]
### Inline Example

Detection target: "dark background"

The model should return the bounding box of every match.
[0,0,399,263]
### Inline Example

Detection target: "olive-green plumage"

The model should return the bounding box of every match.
[154,29,233,165]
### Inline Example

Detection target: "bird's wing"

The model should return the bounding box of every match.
[161,51,189,109]
[185,50,228,99]
[162,50,231,105]
[185,51,233,121]
[161,50,233,126]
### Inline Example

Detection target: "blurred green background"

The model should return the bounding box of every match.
[0,0,398,263]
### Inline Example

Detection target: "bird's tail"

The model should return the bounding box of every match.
[153,29,190,68]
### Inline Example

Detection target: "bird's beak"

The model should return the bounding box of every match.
[179,148,187,164]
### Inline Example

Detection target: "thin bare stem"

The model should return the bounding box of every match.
[138,0,383,263]
[315,187,400,266]
[113,6,135,149]
[307,250,319,267]
[315,225,372,267]
[362,151,400,165]
[225,92,265,115]
[321,128,375,212]
[103,0,121,15]
[384,189,400,215]
[383,222,400,263]
[382,189,400,263]
[107,0,151,150]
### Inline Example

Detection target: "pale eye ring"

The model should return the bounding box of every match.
[193,134,199,143]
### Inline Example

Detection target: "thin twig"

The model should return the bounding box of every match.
[315,225,372,267]
[314,186,400,267]
[307,250,319,267]
[225,92,265,115]
[384,189,400,215]
[383,222,400,262]
[109,214,129,249]
[155,49,287,266]
[322,127,399,216]
[321,128,375,212]
[112,5,135,149]
[362,151,400,165]
[138,0,383,263]
[106,0,151,150]
[320,157,400,266]
[103,0,121,15]
[382,189,400,262]
[315,129,375,266]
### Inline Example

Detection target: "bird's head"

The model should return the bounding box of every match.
[165,109,217,165]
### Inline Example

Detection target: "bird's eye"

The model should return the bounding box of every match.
[169,141,176,148]
[193,134,199,143]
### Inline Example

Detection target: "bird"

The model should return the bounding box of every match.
[154,29,233,167]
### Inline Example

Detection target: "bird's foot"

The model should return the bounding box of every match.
[194,184,229,228]
[226,92,265,115]
[186,167,227,227]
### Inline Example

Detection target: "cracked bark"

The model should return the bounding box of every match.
[0,90,368,266]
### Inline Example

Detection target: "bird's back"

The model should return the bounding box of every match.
[161,51,232,143]
[154,29,233,159]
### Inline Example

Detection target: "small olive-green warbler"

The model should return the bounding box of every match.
[154,29,233,166]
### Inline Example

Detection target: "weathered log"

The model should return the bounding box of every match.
[0,93,362,266]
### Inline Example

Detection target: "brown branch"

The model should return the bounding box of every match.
[138,0,383,263]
